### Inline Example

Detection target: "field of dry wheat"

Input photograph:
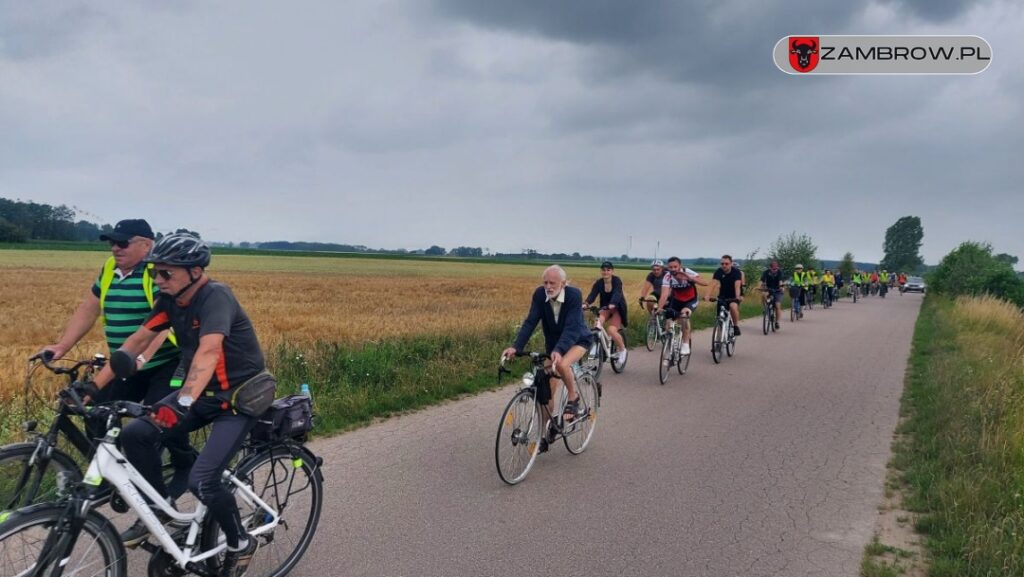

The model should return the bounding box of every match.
[0,250,652,398]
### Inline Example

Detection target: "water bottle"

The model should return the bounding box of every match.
[300,383,311,398]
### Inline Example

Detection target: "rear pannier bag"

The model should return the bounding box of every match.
[251,395,314,442]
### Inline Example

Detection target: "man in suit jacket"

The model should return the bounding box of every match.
[503,265,593,421]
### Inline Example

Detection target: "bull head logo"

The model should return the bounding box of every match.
[789,37,820,72]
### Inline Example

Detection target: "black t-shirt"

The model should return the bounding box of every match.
[760,268,784,290]
[645,271,663,294]
[713,267,743,300]
[144,280,265,392]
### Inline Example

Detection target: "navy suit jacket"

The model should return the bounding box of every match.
[512,286,593,355]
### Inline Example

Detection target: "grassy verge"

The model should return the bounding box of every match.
[878,294,1024,576]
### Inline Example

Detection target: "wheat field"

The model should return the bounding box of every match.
[0,250,653,399]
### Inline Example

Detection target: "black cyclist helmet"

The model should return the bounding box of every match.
[146,233,211,268]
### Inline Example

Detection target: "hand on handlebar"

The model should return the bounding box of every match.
[151,397,187,429]
[70,380,99,405]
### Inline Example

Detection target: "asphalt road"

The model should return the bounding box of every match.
[287,291,922,577]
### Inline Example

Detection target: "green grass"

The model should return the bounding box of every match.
[883,294,1024,576]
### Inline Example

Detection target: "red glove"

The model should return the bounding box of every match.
[152,401,186,429]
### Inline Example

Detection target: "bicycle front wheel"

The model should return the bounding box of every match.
[610,333,627,374]
[0,504,127,577]
[711,322,723,364]
[564,373,598,455]
[495,389,542,485]
[645,315,658,351]
[677,337,691,375]
[726,324,735,357]
[658,333,672,384]
[0,443,82,512]
[203,444,325,577]
[762,307,770,335]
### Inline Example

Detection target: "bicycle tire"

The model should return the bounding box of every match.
[677,336,691,375]
[610,333,627,373]
[645,315,658,351]
[658,333,672,384]
[711,322,723,364]
[0,503,127,577]
[762,307,770,335]
[564,373,598,455]
[202,444,324,577]
[588,330,604,383]
[494,389,541,485]
[725,323,735,357]
[0,443,82,512]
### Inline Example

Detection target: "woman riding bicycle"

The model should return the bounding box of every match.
[88,233,271,577]
[584,261,629,366]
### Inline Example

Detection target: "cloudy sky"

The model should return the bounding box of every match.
[1,0,1021,263]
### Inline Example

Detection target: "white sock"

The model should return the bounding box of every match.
[228,538,249,552]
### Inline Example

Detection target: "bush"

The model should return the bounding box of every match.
[929,242,1023,306]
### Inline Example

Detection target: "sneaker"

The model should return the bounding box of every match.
[680,342,691,356]
[120,499,184,548]
[220,537,258,577]
[616,350,627,364]
[733,326,741,336]
[774,322,780,330]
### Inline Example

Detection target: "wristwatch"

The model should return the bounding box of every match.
[177,394,194,409]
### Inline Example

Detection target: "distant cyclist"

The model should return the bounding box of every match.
[806,267,820,306]
[707,255,744,335]
[638,260,665,314]
[584,261,629,366]
[758,260,785,330]
[790,264,807,318]
[655,256,708,356]
[822,269,836,304]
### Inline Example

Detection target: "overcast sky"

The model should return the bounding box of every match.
[1,0,1021,263]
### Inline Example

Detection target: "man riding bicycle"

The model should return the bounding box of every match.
[638,260,665,314]
[707,255,744,335]
[758,260,785,330]
[88,233,269,576]
[655,257,707,357]
[790,264,807,318]
[503,266,592,444]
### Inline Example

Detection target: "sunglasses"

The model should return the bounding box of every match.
[154,268,175,280]
[108,239,136,249]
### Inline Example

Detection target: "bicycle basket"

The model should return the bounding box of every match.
[251,394,314,442]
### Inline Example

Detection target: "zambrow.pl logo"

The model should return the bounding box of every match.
[774,35,992,75]
[789,37,819,72]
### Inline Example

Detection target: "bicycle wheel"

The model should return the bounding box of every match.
[0,503,127,577]
[494,389,542,485]
[762,307,770,335]
[658,333,672,384]
[725,323,735,357]
[0,443,81,512]
[677,336,691,375]
[711,321,723,364]
[610,333,627,373]
[586,331,604,383]
[645,315,658,351]
[564,373,598,455]
[202,444,324,577]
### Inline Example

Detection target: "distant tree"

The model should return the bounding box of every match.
[0,216,28,242]
[838,252,856,281]
[768,231,818,277]
[239,241,252,249]
[424,245,446,256]
[741,248,765,288]
[931,242,1024,306]
[995,253,1019,268]
[448,246,483,257]
[880,216,924,272]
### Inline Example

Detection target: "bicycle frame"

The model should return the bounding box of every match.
[80,428,280,569]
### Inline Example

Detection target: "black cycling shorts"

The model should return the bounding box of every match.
[664,297,698,319]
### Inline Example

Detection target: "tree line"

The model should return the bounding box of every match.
[0,198,111,242]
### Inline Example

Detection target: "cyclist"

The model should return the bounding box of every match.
[503,265,592,436]
[898,271,908,293]
[89,233,265,576]
[822,269,836,304]
[851,270,862,297]
[790,264,807,318]
[869,270,880,295]
[757,260,785,330]
[36,219,192,498]
[706,255,744,335]
[655,256,707,356]
[584,261,629,365]
[833,270,845,299]
[637,260,665,314]
[806,266,819,307]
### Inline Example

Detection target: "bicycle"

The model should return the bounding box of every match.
[822,285,833,309]
[657,311,691,384]
[640,297,665,352]
[710,298,739,364]
[495,352,600,485]
[0,386,323,577]
[789,287,804,322]
[759,289,780,335]
[805,285,815,310]
[851,283,859,303]
[583,306,627,381]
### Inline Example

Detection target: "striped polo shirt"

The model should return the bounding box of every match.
[90,264,179,370]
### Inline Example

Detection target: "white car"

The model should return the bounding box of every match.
[903,276,926,293]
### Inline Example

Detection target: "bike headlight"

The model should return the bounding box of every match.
[522,372,535,387]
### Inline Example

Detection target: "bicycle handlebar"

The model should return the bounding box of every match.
[31,351,106,376]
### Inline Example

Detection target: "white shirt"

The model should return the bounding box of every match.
[546,288,565,323]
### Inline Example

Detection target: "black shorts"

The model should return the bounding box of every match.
[664,297,698,319]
